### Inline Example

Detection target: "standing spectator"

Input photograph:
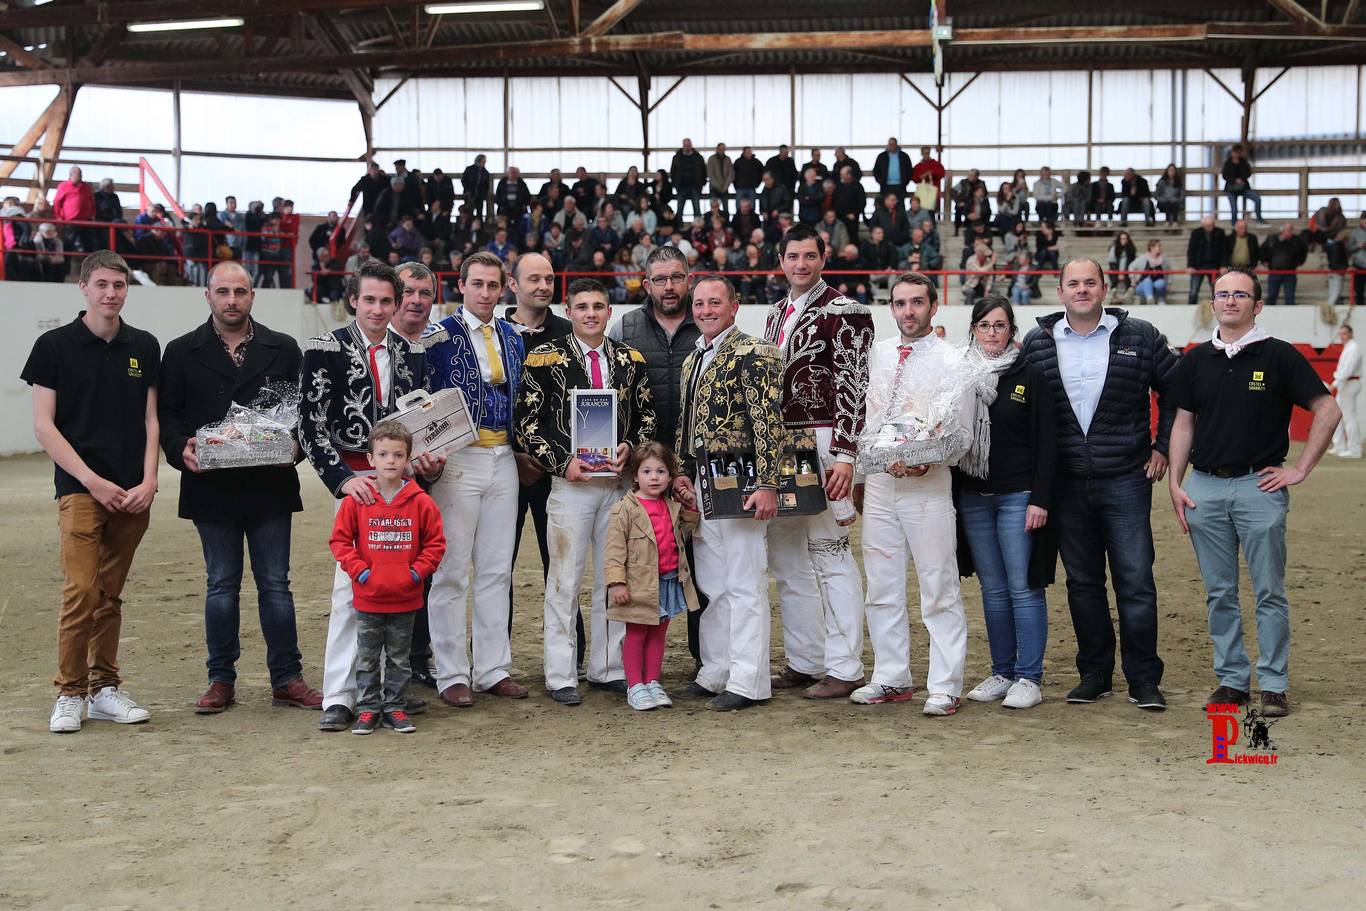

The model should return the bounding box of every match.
[962,241,997,308]
[670,138,707,221]
[571,166,600,215]
[255,215,288,288]
[1260,224,1308,306]
[277,200,301,289]
[242,200,265,281]
[706,143,735,217]
[1129,239,1169,305]
[425,167,456,216]
[1350,211,1366,309]
[1329,324,1361,459]
[22,250,161,733]
[1021,257,1179,711]
[1090,167,1117,222]
[765,145,800,194]
[732,147,764,210]
[1167,267,1341,717]
[1154,164,1184,223]
[831,147,863,184]
[1062,171,1091,225]
[181,211,208,286]
[832,165,866,244]
[1107,230,1138,304]
[372,177,410,232]
[1032,166,1064,225]
[348,161,387,218]
[1221,144,1266,227]
[1186,215,1227,305]
[496,166,532,219]
[911,145,946,198]
[801,148,829,182]
[221,196,244,261]
[1222,218,1261,270]
[1119,168,1156,225]
[52,165,96,253]
[872,137,913,203]
[158,261,321,715]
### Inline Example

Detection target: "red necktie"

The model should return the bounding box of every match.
[777,302,796,345]
[898,345,912,364]
[368,343,385,402]
[588,350,603,389]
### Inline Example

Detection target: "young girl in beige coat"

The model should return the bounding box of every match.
[605,442,701,711]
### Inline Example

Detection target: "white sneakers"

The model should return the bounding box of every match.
[49,695,85,733]
[966,674,1014,702]
[647,681,672,708]
[849,683,915,705]
[1003,679,1042,709]
[922,694,962,716]
[85,686,151,724]
[627,683,657,711]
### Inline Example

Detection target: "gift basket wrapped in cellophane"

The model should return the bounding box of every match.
[195,382,300,470]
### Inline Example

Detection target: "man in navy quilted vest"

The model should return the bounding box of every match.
[1021,257,1180,712]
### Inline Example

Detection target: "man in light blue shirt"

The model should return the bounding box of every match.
[1053,310,1120,434]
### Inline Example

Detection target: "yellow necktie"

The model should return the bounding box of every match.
[481,324,505,384]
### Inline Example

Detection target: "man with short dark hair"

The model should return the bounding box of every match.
[765,145,800,193]
[1168,267,1340,717]
[1221,144,1265,227]
[873,137,913,203]
[1260,223,1308,306]
[23,250,161,733]
[1022,257,1179,711]
[1186,215,1227,306]
[1119,168,1155,225]
[158,261,321,715]
[349,161,387,218]
[733,147,764,210]
[514,278,656,705]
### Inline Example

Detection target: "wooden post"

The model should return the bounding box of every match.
[502,73,510,172]
[789,66,796,150]
[637,72,650,171]
[27,84,76,204]
[1298,166,1309,220]
[1239,66,1255,147]
[172,79,183,205]
[0,91,65,180]
[1085,70,1093,167]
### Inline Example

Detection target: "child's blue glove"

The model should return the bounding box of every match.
[410,568,420,583]
[357,569,371,584]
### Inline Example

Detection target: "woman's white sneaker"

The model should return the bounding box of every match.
[966,674,1014,702]
[626,683,657,711]
[86,686,151,724]
[48,695,85,733]
[1003,679,1043,709]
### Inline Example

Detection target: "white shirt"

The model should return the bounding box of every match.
[779,282,825,343]
[695,324,736,377]
[1335,338,1361,385]
[1053,312,1119,435]
[573,334,611,387]
[357,324,392,405]
[461,306,504,383]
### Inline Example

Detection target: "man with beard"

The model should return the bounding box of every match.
[608,245,707,662]
[504,253,586,673]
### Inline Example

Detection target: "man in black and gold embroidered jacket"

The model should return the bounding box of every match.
[513,277,655,705]
[298,261,428,732]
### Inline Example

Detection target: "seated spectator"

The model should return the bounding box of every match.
[832,166,866,243]
[758,171,793,232]
[1063,170,1091,224]
[614,166,648,213]
[951,168,985,235]
[705,214,733,255]
[649,169,674,213]
[133,204,175,267]
[1031,166,1064,224]
[1003,220,1030,260]
[871,192,909,247]
[1128,238,1168,304]
[797,167,824,225]
[316,245,345,302]
[1260,223,1308,305]
[496,167,532,219]
[962,241,997,308]
[1309,197,1347,258]
[344,243,371,274]
[633,196,658,236]
[1009,169,1032,222]
[1107,230,1138,303]
[1119,168,1156,225]
[1007,249,1039,306]
[1035,221,1062,272]
[860,225,897,272]
[571,166,600,214]
[424,198,452,253]
[389,214,424,262]
[35,222,66,283]
[735,242,771,305]
[309,211,341,268]
[587,214,620,260]
[554,196,588,233]
[906,193,936,239]
[1221,143,1265,226]
[1154,164,1184,223]
[830,243,869,305]
[600,201,626,237]
[901,226,941,273]
[817,208,851,253]
[960,207,992,270]
[1090,167,1117,221]
[538,168,569,212]
[729,197,760,240]
[610,246,636,306]
[485,226,516,262]
[994,182,1025,236]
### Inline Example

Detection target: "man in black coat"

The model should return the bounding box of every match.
[669,138,708,221]
[1021,257,1179,712]
[158,261,321,715]
[733,147,765,211]
[460,155,491,221]
[348,161,387,218]
[495,166,532,220]
[764,145,800,193]
[1185,215,1227,305]
[872,137,913,203]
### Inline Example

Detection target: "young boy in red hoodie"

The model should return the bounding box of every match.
[330,422,446,734]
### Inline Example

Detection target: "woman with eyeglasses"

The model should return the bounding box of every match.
[955,294,1058,710]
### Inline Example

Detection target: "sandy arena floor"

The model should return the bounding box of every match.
[1,449,1363,910]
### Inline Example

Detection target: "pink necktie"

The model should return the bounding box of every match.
[367,343,384,401]
[588,350,603,388]
[777,302,796,345]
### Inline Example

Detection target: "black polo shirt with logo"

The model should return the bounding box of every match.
[1167,337,1326,472]
[21,313,161,498]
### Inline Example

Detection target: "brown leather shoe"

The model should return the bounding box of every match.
[1207,685,1250,707]
[771,666,821,690]
[195,681,235,714]
[441,683,475,708]
[486,677,529,699]
[1261,691,1289,717]
[803,676,866,699]
[271,677,323,709]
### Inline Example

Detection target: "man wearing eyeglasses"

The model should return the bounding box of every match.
[1167,267,1340,718]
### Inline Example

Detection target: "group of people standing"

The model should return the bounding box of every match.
[23,218,1343,733]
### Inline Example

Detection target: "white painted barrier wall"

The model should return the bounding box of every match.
[5,280,1358,456]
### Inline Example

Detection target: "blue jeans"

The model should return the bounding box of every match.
[1224,187,1263,225]
[1266,273,1297,306]
[1053,471,1163,686]
[195,514,303,688]
[959,491,1047,682]
[1135,276,1167,303]
[1183,471,1290,692]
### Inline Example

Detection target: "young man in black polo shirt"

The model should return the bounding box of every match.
[21,250,161,733]
[1167,267,1341,718]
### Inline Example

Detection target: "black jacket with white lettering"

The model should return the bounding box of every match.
[1021,308,1180,479]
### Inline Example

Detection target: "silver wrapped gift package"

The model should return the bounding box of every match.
[195,383,300,470]
[391,388,477,457]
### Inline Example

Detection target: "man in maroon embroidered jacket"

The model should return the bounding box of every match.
[762,222,875,699]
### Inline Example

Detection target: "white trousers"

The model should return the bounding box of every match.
[543,476,625,691]
[428,445,518,692]
[766,426,865,681]
[692,506,773,701]
[860,467,968,697]
[322,487,367,710]
[1332,378,1361,457]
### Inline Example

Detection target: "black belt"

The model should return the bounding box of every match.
[1200,466,1262,478]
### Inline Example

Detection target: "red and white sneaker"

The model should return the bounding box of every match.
[922,693,962,716]
[850,683,915,705]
